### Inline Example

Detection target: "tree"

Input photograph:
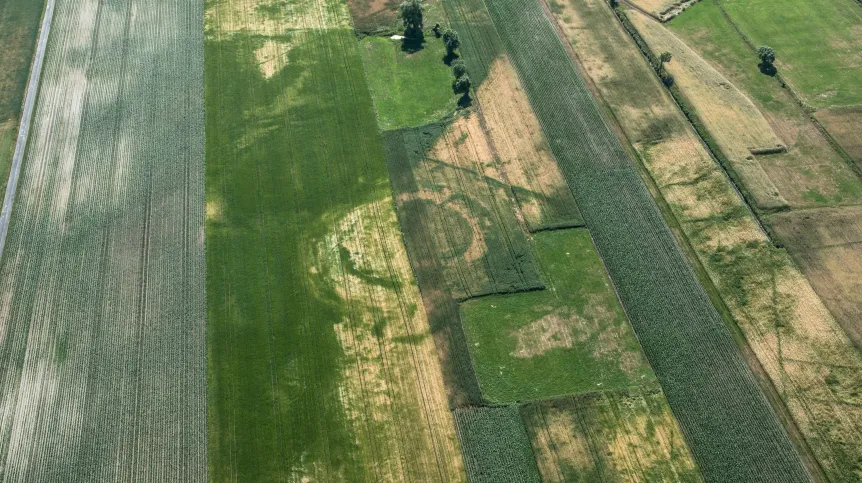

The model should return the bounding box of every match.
[451,58,467,78]
[453,74,472,94]
[757,46,775,67]
[399,0,424,37]
[609,0,618,7]
[443,28,460,56]
[757,45,776,75]
[660,51,672,63]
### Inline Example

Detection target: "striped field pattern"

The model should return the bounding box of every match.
[0,0,206,480]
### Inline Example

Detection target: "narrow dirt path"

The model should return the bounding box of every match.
[0,0,56,263]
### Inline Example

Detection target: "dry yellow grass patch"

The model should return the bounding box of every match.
[476,57,581,230]
[629,11,788,210]
[814,106,862,166]
[524,390,701,482]
[318,198,465,481]
[511,310,582,358]
[206,0,350,35]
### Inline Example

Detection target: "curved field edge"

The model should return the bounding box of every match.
[458,0,813,479]
[204,3,465,480]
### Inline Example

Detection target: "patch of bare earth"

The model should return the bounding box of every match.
[206,0,350,35]
[318,198,465,481]
[476,57,581,230]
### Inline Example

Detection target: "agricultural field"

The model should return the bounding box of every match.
[628,10,790,210]
[667,0,862,210]
[549,0,862,479]
[0,0,206,480]
[716,0,862,108]
[460,229,655,402]
[360,34,458,129]
[522,389,702,482]
[815,106,862,168]
[0,0,45,202]
[480,0,813,479]
[1,0,860,478]
[205,0,464,480]
[454,406,541,482]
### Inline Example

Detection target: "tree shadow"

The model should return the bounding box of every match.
[443,51,459,66]
[401,29,425,53]
[759,62,777,77]
[457,93,472,109]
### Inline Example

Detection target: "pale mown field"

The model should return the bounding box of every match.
[0,0,206,480]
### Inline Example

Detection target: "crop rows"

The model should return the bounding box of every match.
[0,0,206,481]
[475,0,813,480]
[205,1,463,480]
[454,405,541,483]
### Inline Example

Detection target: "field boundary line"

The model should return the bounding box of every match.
[0,0,56,265]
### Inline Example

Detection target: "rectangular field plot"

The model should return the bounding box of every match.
[522,390,702,482]
[384,119,544,301]
[205,9,464,481]
[0,0,206,480]
[460,229,655,403]
[551,0,862,479]
[815,106,862,168]
[453,405,541,483]
[480,0,813,480]
[716,0,862,108]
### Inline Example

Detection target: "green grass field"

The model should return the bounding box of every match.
[0,0,45,202]
[716,0,862,108]
[361,34,458,129]
[461,229,655,402]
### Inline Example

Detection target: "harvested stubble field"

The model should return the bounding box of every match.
[551,0,862,479]
[0,0,207,480]
[460,229,655,403]
[522,389,702,482]
[0,0,45,202]
[479,0,813,479]
[668,0,862,210]
[205,0,464,480]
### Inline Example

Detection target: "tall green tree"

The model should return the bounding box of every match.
[399,0,424,37]
[443,28,461,56]
[757,46,775,67]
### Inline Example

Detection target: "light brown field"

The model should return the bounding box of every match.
[769,207,862,350]
[550,0,862,479]
[522,390,702,482]
[476,57,583,231]
[629,10,788,210]
[317,199,466,481]
[814,106,862,168]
